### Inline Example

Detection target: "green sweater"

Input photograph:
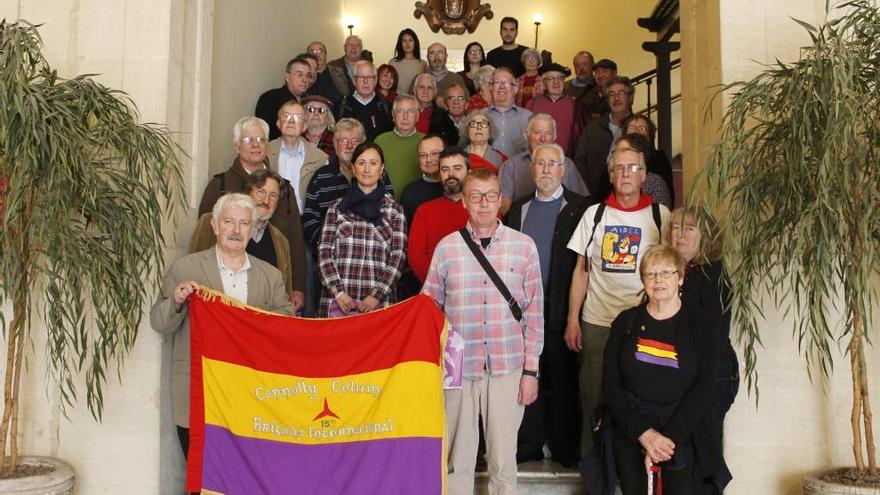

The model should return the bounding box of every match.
[375,131,424,200]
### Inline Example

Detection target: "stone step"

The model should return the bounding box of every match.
[475,459,584,495]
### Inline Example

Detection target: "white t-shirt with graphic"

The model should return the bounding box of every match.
[567,203,670,326]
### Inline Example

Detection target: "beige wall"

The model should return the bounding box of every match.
[0,0,211,493]
[682,1,880,493]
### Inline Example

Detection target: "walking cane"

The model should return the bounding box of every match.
[648,464,662,495]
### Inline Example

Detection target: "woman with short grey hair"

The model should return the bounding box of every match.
[460,112,506,174]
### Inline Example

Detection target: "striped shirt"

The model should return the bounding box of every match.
[301,157,394,248]
[422,221,544,378]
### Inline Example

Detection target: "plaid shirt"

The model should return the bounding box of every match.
[317,194,406,316]
[422,221,544,379]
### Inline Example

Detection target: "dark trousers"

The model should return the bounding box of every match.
[613,425,696,495]
[517,331,582,465]
[176,426,199,495]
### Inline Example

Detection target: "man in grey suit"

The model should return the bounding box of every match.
[150,193,295,460]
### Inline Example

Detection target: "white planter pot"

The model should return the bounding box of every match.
[0,456,74,495]
[803,468,880,494]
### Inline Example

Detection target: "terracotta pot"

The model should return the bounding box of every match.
[803,468,879,494]
[0,456,74,495]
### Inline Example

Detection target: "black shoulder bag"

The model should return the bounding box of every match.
[458,228,522,322]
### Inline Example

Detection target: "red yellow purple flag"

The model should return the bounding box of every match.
[186,289,448,494]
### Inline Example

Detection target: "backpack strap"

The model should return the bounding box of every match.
[582,203,606,271]
[651,202,662,235]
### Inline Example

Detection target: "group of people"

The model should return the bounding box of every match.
[151,15,736,495]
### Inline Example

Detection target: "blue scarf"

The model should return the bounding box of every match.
[338,184,385,226]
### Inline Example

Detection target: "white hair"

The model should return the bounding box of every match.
[232,116,269,145]
[211,193,258,226]
[527,112,557,137]
[532,143,565,164]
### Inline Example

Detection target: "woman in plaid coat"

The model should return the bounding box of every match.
[318,142,407,316]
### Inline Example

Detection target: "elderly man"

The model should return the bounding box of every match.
[505,143,593,467]
[151,193,296,460]
[302,118,394,249]
[399,133,445,225]
[425,43,466,100]
[198,116,307,310]
[302,94,336,156]
[190,170,294,298]
[307,41,348,106]
[573,58,618,131]
[423,168,544,495]
[527,62,577,155]
[574,75,634,201]
[326,35,363,87]
[499,113,588,216]
[412,73,459,147]
[336,60,393,142]
[483,67,532,158]
[444,84,469,131]
[407,148,470,284]
[485,16,529,77]
[375,94,424,201]
[566,142,669,457]
[255,57,313,140]
[564,51,595,99]
[267,100,328,214]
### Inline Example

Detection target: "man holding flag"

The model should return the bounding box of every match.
[150,193,295,463]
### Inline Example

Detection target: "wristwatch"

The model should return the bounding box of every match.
[522,369,540,378]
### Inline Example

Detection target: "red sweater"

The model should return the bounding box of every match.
[408,196,470,282]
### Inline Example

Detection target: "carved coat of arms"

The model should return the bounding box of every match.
[414,0,494,34]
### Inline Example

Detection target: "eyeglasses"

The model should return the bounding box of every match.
[239,136,267,146]
[281,113,305,123]
[643,269,678,281]
[534,160,563,169]
[466,191,501,203]
[337,137,361,146]
[628,125,649,133]
[446,95,467,102]
[427,51,446,58]
[254,189,279,201]
[611,163,645,174]
[607,89,629,98]
[287,70,310,80]
[468,121,490,129]
[492,80,515,88]
[306,106,329,114]
[542,75,565,82]
[308,48,325,55]
[354,75,377,81]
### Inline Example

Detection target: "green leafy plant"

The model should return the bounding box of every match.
[694,0,879,476]
[0,20,185,476]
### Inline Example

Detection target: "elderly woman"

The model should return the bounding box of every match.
[624,114,675,205]
[376,63,399,104]
[459,41,486,94]
[468,65,495,111]
[318,142,406,316]
[388,28,428,93]
[516,48,544,107]
[302,95,335,157]
[460,112,507,174]
[613,134,673,208]
[602,245,723,494]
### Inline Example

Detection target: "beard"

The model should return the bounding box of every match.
[443,178,462,196]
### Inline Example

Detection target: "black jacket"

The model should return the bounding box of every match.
[505,187,593,333]
[574,113,615,202]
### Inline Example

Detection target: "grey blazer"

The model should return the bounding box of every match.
[149,247,296,427]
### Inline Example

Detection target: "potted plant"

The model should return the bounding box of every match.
[693,0,879,492]
[0,20,185,492]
